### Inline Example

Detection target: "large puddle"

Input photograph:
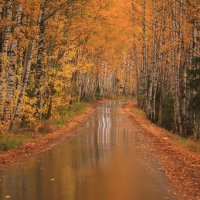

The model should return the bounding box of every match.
[0,101,175,200]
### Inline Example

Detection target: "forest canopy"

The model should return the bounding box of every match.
[0,0,199,139]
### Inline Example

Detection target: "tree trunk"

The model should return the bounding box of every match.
[9,41,35,130]
[4,2,22,121]
[0,0,13,118]
[35,0,46,116]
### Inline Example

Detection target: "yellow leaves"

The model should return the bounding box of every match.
[77,62,94,73]
[57,64,74,78]
[54,79,66,93]
[0,54,10,65]
[18,0,40,19]
[0,122,5,134]
[20,96,37,123]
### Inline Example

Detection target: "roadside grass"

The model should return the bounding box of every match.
[0,102,89,152]
[52,102,88,128]
[130,105,145,117]
[0,133,33,151]
[112,95,136,100]
[166,133,200,153]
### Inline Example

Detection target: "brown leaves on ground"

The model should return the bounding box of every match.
[123,101,200,200]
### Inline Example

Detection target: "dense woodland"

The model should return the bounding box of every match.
[0,0,199,139]
[135,0,200,139]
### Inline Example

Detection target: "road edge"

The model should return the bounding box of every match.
[123,100,200,200]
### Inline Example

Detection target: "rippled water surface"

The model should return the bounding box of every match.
[0,101,175,200]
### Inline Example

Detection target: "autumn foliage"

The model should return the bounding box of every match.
[0,0,199,140]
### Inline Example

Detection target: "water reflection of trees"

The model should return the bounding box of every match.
[0,101,129,200]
